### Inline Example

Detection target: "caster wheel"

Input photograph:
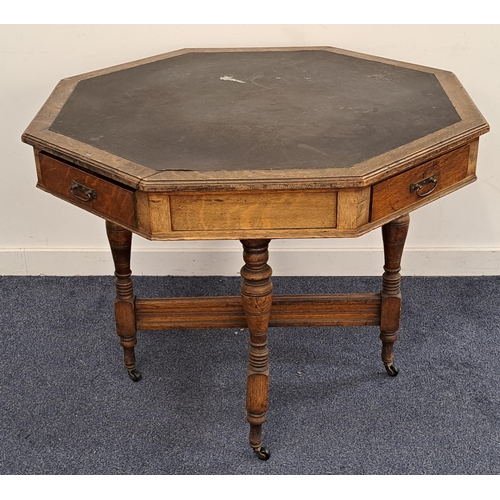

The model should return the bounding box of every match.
[384,363,399,377]
[128,368,142,382]
[254,446,271,461]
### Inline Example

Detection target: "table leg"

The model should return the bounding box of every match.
[380,213,410,376]
[105,220,141,382]
[240,239,273,460]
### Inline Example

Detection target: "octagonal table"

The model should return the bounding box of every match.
[22,47,489,460]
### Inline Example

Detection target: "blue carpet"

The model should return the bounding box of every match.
[1,275,499,474]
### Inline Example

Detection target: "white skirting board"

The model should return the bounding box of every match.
[1,247,499,276]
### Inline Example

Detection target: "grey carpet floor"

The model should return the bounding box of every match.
[1,275,499,475]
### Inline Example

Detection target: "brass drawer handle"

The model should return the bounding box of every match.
[70,180,97,202]
[410,174,438,197]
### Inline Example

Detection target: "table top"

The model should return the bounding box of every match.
[23,47,488,192]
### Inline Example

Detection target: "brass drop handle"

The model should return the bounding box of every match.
[70,180,97,202]
[410,174,438,197]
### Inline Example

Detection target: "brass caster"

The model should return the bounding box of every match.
[128,368,142,382]
[384,363,399,377]
[253,446,271,461]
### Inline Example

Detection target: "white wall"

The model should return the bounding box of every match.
[1,24,499,276]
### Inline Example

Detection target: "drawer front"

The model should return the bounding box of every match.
[371,145,471,221]
[169,190,337,232]
[37,153,136,227]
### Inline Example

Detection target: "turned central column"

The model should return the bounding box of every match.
[240,239,273,460]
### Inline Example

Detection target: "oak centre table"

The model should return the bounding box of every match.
[22,47,489,460]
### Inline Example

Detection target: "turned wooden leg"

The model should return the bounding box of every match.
[105,220,141,382]
[380,214,410,377]
[240,239,273,460]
